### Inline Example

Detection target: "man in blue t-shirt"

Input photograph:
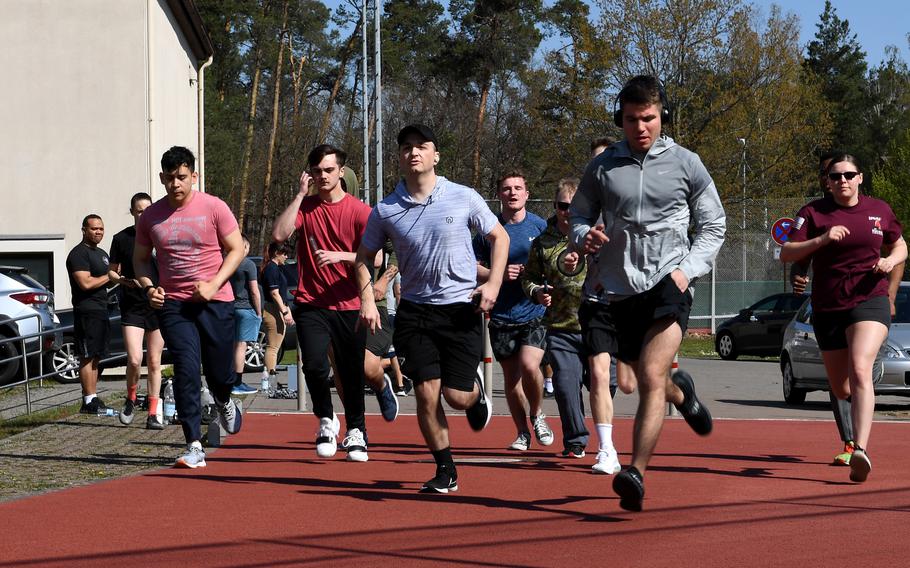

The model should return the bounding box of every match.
[475,171,553,451]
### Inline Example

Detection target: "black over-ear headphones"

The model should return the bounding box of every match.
[613,76,673,128]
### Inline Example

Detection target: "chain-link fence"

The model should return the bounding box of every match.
[487,197,809,333]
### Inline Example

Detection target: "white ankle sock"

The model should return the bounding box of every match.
[84,394,97,404]
[596,423,613,451]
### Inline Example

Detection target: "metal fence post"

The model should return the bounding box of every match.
[296,337,306,412]
[667,353,679,417]
[482,312,493,397]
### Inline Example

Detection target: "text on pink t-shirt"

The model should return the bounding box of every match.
[136,191,239,302]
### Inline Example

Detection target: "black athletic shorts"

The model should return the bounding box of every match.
[365,306,394,356]
[578,273,692,362]
[74,309,110,360]
[393,300,481,392]
[119,295,160,331]
[488,317,547,361]
[811,295,891,351]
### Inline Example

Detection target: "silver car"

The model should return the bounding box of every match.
[779,282,910,405]
[0,266,59,384]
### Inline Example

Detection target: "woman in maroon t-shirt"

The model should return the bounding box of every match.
[781,153,907,483]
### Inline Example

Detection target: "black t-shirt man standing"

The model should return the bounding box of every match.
[65,214,112,414]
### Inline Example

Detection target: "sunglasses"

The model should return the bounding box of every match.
[827,171,859,181]
[555,201,571,211]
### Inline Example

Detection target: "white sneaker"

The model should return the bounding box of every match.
[508,432,531,451]
[342,428,369,462]
[532,414,554,446]
[592,449,621,475]
[315,413,340,458]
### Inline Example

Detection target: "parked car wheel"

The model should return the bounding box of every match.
[781,356,807,405]
[715,331,738,360]
[244,330,285,373]
[0,333,21,384]
[51,337,80,383]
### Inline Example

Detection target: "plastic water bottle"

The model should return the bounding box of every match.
[260,372,270,393]
[163,379,176,424]
[201,383,215,406]
[97,407,119,417]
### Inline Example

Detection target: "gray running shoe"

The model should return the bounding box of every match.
[119,399,136,425]
[850,448,872,482]
[175,441,206,469]
[218,398,243,435]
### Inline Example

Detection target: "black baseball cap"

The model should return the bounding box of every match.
[397,124,437,148]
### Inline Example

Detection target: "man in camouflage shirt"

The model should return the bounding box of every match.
[523,178,618,463]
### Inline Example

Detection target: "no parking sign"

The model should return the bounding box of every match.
[771,217,795,246]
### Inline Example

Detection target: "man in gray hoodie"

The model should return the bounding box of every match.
[570,75,726,511]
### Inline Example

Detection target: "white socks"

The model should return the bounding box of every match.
[595,423,614,451]
[84,394,97,404]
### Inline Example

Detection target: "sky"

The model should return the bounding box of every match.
[329,0,908,68]
[752,0,909,66]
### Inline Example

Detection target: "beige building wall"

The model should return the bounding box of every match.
[0,0,208,309]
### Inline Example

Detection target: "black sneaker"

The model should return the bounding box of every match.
[613,466,645,512]
[146,414,165,430]
[465,376,492,431]
[671,370,713,436]
[560,444,586,459]
[79,397,108,415]
[119,398,136,425]
[420,464,458,494]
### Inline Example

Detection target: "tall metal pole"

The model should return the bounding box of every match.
[373,0,383,203]
[361,0,370,205]
[739,138,747,283]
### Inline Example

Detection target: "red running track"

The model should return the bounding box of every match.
[1,414,909,567]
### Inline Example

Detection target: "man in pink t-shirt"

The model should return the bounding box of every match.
[134,146,246,469]
[272,144,376,462]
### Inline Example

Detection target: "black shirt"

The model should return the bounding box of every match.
[110,225,158,306]
[261,262,288,306]
[66,242,110,312]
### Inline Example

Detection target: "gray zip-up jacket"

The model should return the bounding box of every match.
[570,136,726,299]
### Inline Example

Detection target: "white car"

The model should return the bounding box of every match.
[779,282,910,405]
[0,266,59,384]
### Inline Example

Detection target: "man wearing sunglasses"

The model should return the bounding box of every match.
[570,75,726,511]
[272,144,376,463]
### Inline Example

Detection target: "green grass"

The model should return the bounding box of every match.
[0,401,82,440]
[280,350,297,365]
[679,334,718,359]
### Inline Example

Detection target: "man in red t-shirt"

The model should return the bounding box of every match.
[272,144,375,462]
[134,146,246,469]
